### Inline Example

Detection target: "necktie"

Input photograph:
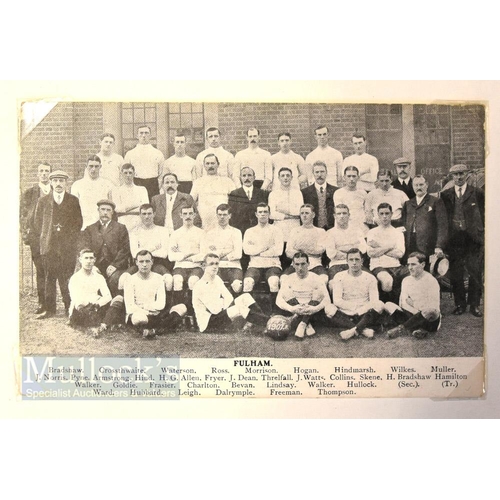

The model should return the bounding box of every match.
[458,187,462,199]
[247,189,251,200]
[320,187,324,194]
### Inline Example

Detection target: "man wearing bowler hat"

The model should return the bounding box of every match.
[79,199,131,297]
[392,157,416,199]
[33,170,83,319]
[440,164,484,317]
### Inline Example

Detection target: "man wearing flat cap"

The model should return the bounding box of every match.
[392,158,416,199]
[79,199,131,297]
[33,170,83,319]
[440,164,484,317]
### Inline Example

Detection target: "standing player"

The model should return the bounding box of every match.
[305,125,343,187]
[334,166,368,235]
[271,133,308,191]
[194,127,234,180]
[162,131,197,194]
[97,133,124,187]
[124,125,165,200]
[343,134,379,192]
[233,127,273,190]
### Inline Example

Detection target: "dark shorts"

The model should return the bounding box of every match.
[205,310,232,332]
[395,309,441,332]
[218,268,243,283]
[245,267,282,282]
[172,267,204,280]
[372,266,409,281]
[284,265,328,277]
[328,264,349,280]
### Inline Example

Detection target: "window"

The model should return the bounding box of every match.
[121,103,158,154]
[167,103,205,157]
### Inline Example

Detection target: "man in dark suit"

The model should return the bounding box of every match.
[33,170,83,319]
[152,173,198,234]
[392,157,416,199]
[301,161,337,230]
[80,200,131,296]
[21,161,52,313]
[228,167,269,235]
[440,164,485,317]
[401,175,448,264]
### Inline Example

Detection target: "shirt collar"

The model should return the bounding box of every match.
[455,183,467,195]
[39,182,51,195]
[315,183,327,192]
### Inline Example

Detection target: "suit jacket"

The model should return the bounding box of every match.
[151,191,199,230]
[21,184,50,249]
[33,192,83,258]
[228,186,269,234]
[401,194,448,256]
[393,178,415,199]
[80,220,131,271]
[301,183,337,229]
[440,184,485,246]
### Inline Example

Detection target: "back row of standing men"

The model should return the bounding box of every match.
[22,124,484,336]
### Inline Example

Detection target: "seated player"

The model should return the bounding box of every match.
[276,252,330,340]
[385,252,441,339]
[68,248,124,337]
[285,204,327,284]
[365,169,408,227]
[79,199,131,297]
[325,248,385,340]
[367,202,408,300]
[123,250,187,338]
[168,205,205,308]
[242,203,283,300]
[125,203,173,291]
[325,204,367,291]
[192,253,269,333]
[200,204,243,294]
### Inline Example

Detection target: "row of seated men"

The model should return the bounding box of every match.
[68,245,440,342]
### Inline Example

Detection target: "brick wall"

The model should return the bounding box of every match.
[451,105,485,170]
[20,102,104,192]
[20,102,75,188]
[73,103,104,179]
[217,103,367,159]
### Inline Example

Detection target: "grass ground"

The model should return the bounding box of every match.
[19,290,484,359]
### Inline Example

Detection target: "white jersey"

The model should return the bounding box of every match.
[343,153,379,192]
[190,175,236,230]
[286,226,326,269]
[367,225,405,270]
[97,152,124,186]
[243,224,283,269]
[124,144,165,179]
[271,150,305,190]
[332,270,379,316]
[325,225,367,266]
[305,145,343,187]
[70,177,114,229]
[163,154,196,182]
[400,271,440,313]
